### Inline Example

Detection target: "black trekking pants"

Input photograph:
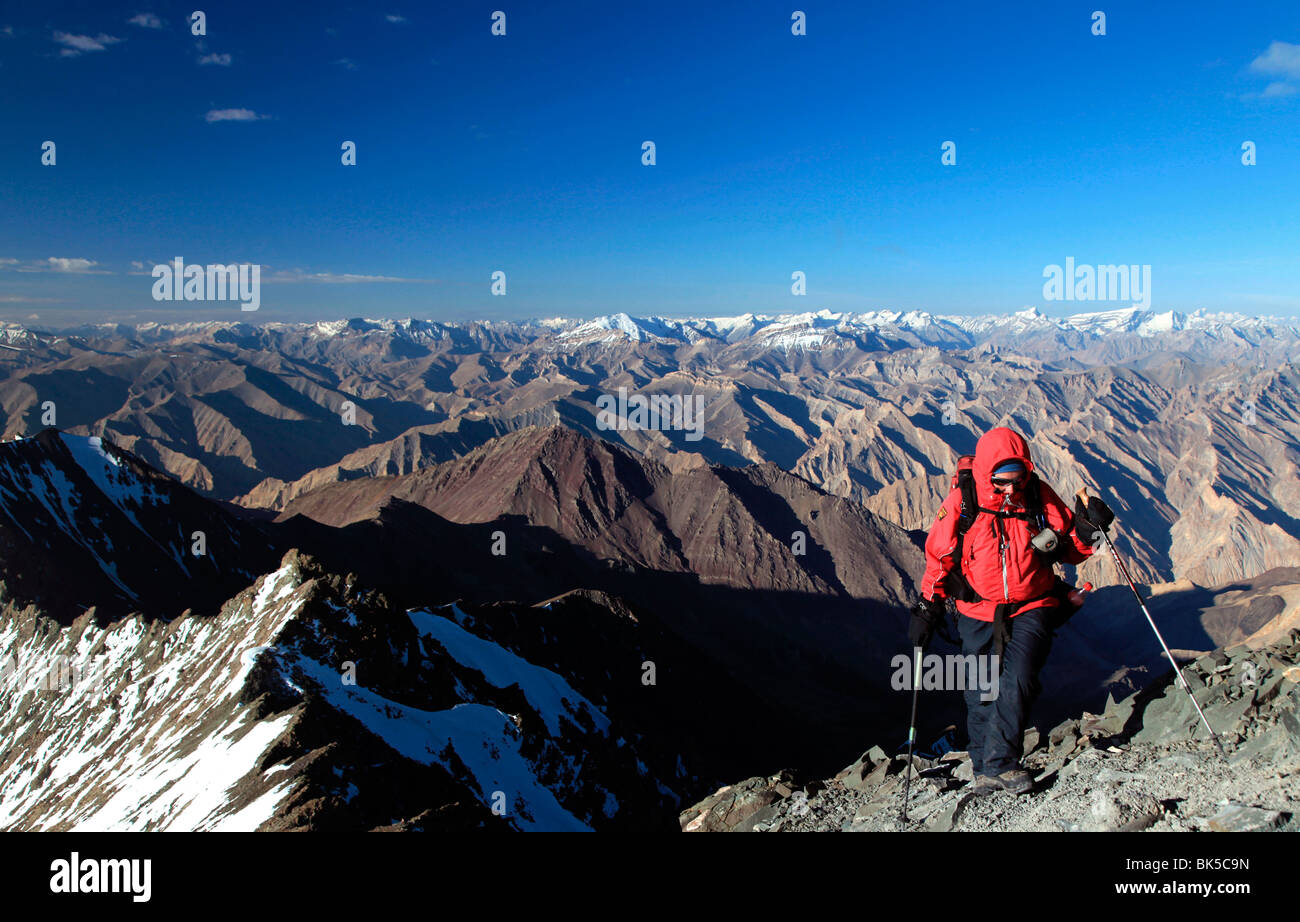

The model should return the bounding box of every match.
[957,605,1055,777]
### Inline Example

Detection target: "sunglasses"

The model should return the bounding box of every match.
[991,473,1025,488]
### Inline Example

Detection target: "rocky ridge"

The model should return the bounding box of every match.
[0,551,685,830]
[680,631,1300,832]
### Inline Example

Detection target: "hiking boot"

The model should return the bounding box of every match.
[996,768,1034,795]
[969,769,1034,796]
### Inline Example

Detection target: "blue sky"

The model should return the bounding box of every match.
[1,0,1298,325]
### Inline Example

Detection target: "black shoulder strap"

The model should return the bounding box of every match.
[1023,472,1043,514]
[1023,473,1046,530]
[946,470,983,603]
[956,468,979,537]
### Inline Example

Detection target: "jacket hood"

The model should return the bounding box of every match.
[973,427,1035,507]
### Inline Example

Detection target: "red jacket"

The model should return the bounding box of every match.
[920,427,1093,622]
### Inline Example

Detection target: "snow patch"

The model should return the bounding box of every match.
[409,609,610,736]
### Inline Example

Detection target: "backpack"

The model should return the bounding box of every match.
[944,454,1050,604]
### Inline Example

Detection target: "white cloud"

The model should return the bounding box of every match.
[127,13,164,29]
[46,257,98,273]
[1260,81,1299,98]
[337,58,358,71]
[127,259,174,276]
[2,257,110,275]
[385,14,407,23]
[265,268,432,284]
[198,52,232,66]
[1250,41,1300,80]
[53,31,123,57]
[2,26,13,36]
[205,108,268,122]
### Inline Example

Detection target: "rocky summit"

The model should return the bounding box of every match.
[680,630,1300,832]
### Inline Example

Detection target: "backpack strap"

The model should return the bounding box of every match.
[956,467,979,537]
[1022,472,1047,531]
[945,467,983,603]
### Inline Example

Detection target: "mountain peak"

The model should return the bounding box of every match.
[0,429,279,623]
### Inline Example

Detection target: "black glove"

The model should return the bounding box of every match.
[1073,495,1115,545]
[908,596,947,649]
[1046,577,1078,632]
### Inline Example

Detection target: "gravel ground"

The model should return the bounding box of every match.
[766,738,1299,832]
[684,634,1300,833]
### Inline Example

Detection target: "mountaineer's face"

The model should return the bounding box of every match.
[991,471,1024,493]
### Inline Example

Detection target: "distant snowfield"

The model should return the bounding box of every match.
[59,433,160,534]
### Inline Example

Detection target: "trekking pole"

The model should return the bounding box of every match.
[1077,488,1228,760]
[899,644,923,822]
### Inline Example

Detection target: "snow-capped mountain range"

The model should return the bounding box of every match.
[550,306,1300,350]
[4,305,1298,356]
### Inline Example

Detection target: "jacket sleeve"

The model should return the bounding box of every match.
[1040,481,1093,565]
[920,489,964,601]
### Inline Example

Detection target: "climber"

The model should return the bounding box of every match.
[907,426,1114,796]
